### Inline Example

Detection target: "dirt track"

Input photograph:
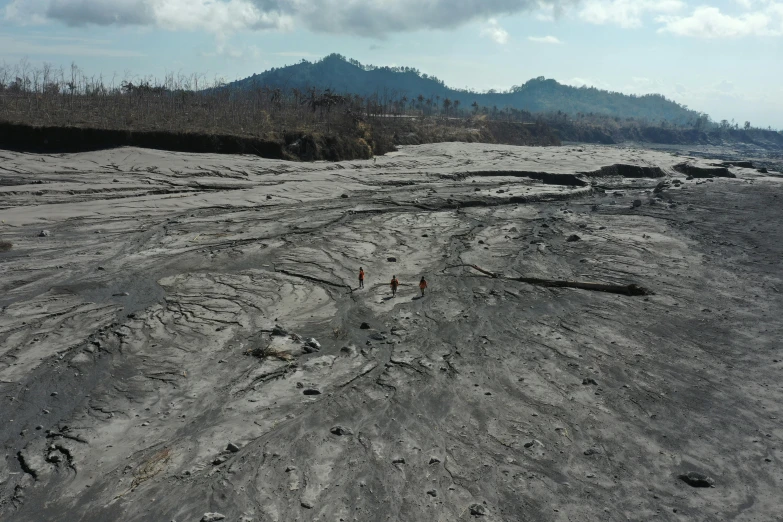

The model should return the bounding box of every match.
[1,143,782,521]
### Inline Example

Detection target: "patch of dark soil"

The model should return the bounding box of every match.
[584,164,666,178]
[0,122,286,158]
[673,162,736,178]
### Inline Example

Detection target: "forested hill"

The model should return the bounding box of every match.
[230,54,702,125]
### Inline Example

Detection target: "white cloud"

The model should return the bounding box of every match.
[528,35,563,43]
[481,18,510,44]
[0,33,145,57]
[3,0,580,38]
[580,0,684,28]
[657,4,782,38]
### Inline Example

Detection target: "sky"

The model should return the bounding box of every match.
[1,0,782,128]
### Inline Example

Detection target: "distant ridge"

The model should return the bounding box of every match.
[230,53,703,125]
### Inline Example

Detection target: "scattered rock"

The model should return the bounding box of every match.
[301,501,313,509]
[38,230,51,237]
[340,194,349,199]
[212,456,228,465]
[584,448,600,456]
[582,378,598,386]
[469,504,487,516]
[678,471,715,488]
[360,322,371,330]
[566,234,581,242]
[370,333,386,341]
[285,466,297,472]
[427,489,437,497]
[302,389,321,396]
[429,457,441,465]
[226,442,240,453]
[201,514,226,522]
[271,325,288,336]
[330,425,353,436]
[305,338,321,350]
[387,257,397,262]
[524,441,535,449]
[758,167,768,174]
[632,199,642,208]
[46,453,62,463]
[112,292,130,297]
[392,457,406,464]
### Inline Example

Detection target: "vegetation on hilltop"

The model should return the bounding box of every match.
[0,58,780,159]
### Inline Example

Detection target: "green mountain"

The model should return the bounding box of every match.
[230,54,702,125]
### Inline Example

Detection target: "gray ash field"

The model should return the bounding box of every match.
[1,143,782,522]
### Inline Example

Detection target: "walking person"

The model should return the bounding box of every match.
[359,267,365,289]
[419,276,428,297]
[390,275,399,297]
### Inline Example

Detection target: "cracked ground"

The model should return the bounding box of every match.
[1,143,782,521]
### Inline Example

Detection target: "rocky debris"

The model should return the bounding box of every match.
[305,338,321,350]
[674,163,735,179]
[716,160,754,169]
[369,333,386,341]
[758,167,768,173]
[387,257,397,262]
[566,234,581,242]
[112,292,130,297]
[330,425,353,436]
[678,471,715,488]
[285,466,297,472]
[469,504,487,516]
[301,501,314,509]
[584,448,600,456]
[226,442,240,453]
[38,230,51,237]
[340,194,348,199]
[392,457,406,464]
[632,199,642,208]
[429,457,441,465]
[271,325,288,336]
[201,514,226,522]
[582,378,598,386]
[427,489,437,497]
[46,453,62,463]
[360,322,371,329]
[302,388,321,396]
[523,441,535,448]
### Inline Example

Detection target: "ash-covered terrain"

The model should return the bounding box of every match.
[1,143,782,522]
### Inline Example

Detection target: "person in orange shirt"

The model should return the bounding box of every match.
[359,267,365,289]
[419,277,428,297]
[390,275,399,297]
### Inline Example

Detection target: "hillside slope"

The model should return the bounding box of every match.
[232,54,702,124]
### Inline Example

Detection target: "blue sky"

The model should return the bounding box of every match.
[1,0,781,127]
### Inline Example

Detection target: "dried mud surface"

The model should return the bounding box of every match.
[1,143,782,522]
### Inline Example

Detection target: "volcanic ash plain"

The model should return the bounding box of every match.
[1,142,782,521]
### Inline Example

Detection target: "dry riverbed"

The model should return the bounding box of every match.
[1,143,782,521]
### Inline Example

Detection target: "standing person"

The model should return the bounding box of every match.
[419,277,428,297]
[390,275,399,297]
[359,267,365,289]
